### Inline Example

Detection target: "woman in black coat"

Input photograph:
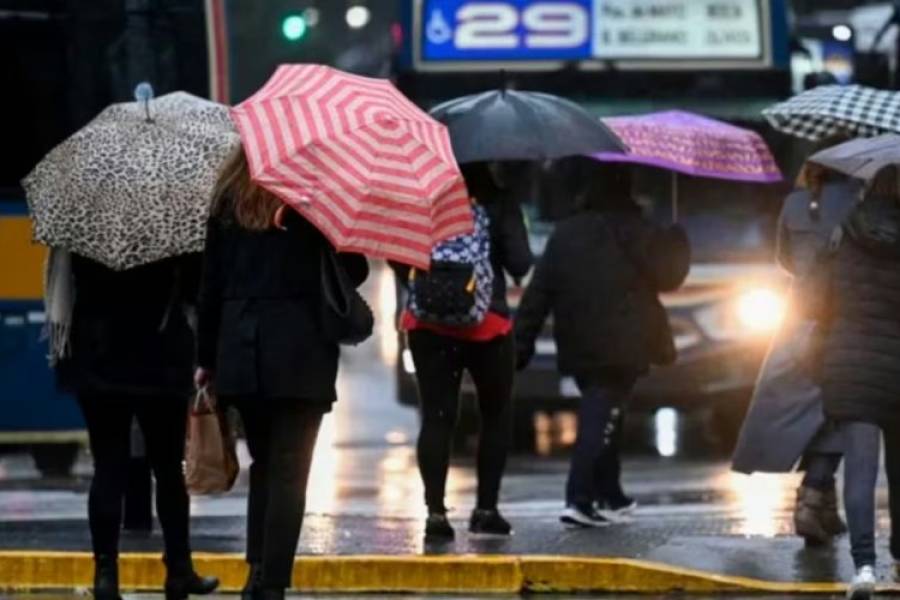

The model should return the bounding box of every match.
[57,254,218,600]
[195,147,367,600]
[516,163,689,527]
[813,164,900,599]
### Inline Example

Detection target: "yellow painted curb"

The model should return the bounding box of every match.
[2,551,897,594]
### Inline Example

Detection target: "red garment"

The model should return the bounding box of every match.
[400,309,511,342]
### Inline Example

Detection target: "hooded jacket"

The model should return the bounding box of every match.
[821,195,900,426]
[515,208,690,377]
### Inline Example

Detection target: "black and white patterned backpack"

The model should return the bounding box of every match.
[408,204,493,327]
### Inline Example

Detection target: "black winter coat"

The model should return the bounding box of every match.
[820,196,900,427]
[197,208,368,405]
[515,209,690,377]
[57,254,200,398]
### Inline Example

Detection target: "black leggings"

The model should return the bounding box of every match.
[408,330,515,513]
[78,394,190,565]
[231,398,324,590]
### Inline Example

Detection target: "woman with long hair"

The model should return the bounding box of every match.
[195,147,368,600]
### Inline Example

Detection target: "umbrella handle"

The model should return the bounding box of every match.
[134,82,155,123]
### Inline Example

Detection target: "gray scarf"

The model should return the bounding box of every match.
[43,247,74,366]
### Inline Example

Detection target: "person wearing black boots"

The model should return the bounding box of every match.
[196,147,368,600]
[53,253,218,600]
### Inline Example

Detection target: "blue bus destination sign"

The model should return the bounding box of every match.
[415,0,771,70]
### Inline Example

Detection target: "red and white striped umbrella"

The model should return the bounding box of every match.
[230,64,472,268]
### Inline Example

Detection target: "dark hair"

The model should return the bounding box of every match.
[801,132,853,199]
[575,160,636,213]
[865,164,900,202]
[460,162,500,201]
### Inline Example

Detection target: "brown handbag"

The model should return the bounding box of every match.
[184,387,239,496]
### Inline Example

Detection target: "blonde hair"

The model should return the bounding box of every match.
[211,146,282,230]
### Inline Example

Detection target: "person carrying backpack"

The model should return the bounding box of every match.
[394,162,533,541]
[515,162,690,527]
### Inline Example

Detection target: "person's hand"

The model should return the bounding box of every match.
[194,367,212,389]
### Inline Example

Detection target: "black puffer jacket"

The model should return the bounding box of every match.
[821,196,900,427]
[515,209,690,377]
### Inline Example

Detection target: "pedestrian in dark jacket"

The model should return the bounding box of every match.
[394,162,533,541]
[732,151,861,546]
[57,253,218,600]
[195,147,367,600]
[516,162,689,527]
[812,164,900,599]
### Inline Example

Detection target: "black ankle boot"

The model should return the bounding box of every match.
[241,563,262,600]
[258,589,285,600]
[164,560,220,600]
[93,554,121,600]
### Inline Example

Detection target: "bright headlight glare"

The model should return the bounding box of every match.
[736,288,786,333]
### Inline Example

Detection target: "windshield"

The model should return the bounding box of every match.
[522,163,783,264]
[634,167,782,263]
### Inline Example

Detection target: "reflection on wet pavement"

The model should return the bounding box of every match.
[0,264,895,585]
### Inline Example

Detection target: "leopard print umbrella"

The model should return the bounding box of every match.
[23,91,239,270]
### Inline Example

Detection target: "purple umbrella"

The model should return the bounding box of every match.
[592,111,782,220]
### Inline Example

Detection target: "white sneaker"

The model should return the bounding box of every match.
[847,565,876,600]
[596,499,638,522]
[560,505,611,528]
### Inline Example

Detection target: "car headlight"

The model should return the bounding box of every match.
[694,286,787,341]
[735,288,787,333]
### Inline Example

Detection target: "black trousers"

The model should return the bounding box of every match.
[594,408,627,504]
[567,374,635,507]
[408,330,515,513]
[78,394,191,566]
[230,398,324,590]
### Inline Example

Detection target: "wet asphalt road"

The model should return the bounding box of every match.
[0,264,897,590]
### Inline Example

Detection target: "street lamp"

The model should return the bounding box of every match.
[346,5,371,29]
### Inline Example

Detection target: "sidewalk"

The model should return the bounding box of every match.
[0,448,897,595]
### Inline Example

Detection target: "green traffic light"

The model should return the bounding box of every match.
[282,15,307,41]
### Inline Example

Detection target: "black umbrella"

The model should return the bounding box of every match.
[429,89,626,164]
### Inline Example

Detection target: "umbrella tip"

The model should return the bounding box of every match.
[134,82,154,103]
[499,69,508,95]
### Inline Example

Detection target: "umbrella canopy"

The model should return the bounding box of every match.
[231,64,471,269]
[24,91,239,270]
[808,133,900,182]
[591,111,782,183]
[763,84,900,141]
[429,89,626,163]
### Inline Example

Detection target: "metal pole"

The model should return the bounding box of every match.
[671,171,678,223]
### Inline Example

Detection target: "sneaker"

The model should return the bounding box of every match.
[469,508,513,537]
[424,512,455,541]
[847,565,876,600]
[560,504,611,528]
[596,496,638,522]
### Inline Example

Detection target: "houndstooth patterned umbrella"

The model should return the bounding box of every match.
[763,85,900,141]
[23,91,240,270]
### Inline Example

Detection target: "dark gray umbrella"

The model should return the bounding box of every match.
[429,90,626,164]
[808,133,900,182]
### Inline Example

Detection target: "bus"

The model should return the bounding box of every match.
[0,0,210,475]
